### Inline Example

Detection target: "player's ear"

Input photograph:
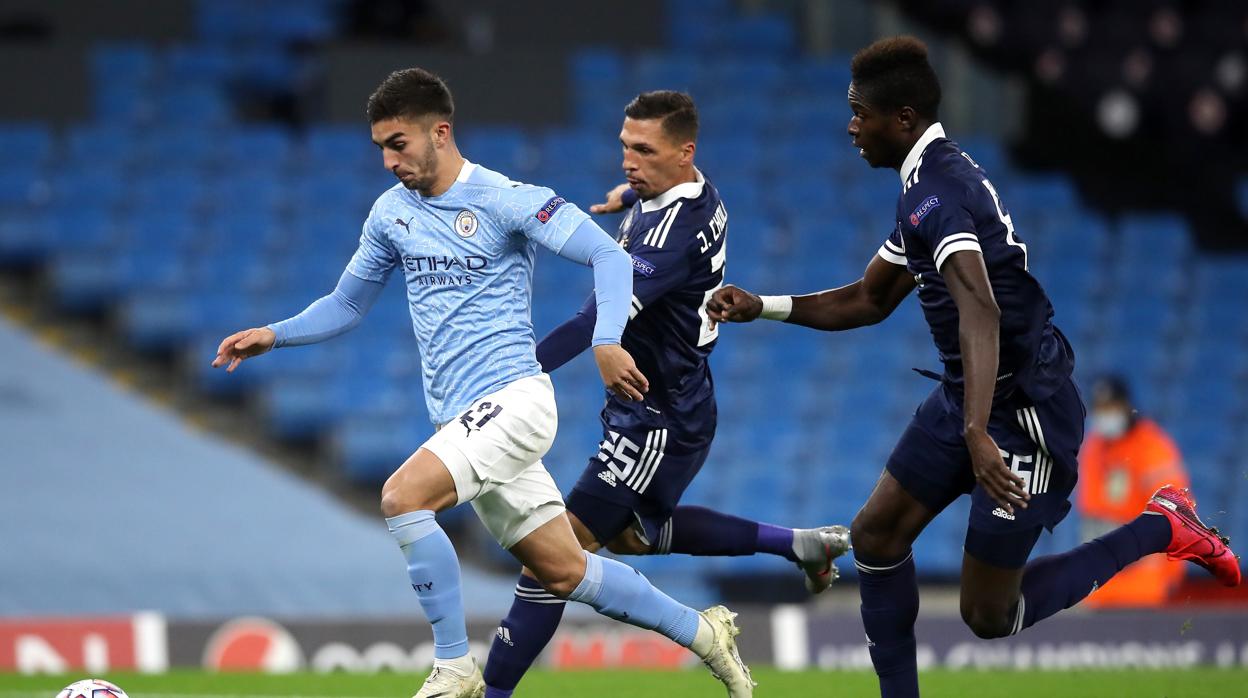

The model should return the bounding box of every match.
[680,141,696,166]
[896,106,919,133]
[431,120,452,147]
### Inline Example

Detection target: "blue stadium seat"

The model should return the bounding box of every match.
[65,123,139,170]
[0,123,53,167]
[570,49,627,87]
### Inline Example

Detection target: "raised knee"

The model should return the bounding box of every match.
[851,511,899,560]
[961,605,1014,639]
[379,484,407,519]
[534,567,583,599]
[526,555,587,600]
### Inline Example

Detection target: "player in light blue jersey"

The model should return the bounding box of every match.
[211,68,753,698]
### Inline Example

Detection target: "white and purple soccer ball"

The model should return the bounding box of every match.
[56,679,129,698]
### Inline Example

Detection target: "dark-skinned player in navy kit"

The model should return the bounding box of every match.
[707,36,1241,698]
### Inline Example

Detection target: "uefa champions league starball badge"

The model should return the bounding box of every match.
[455,210,479,238]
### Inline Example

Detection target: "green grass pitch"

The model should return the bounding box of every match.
[2,669,1245,698]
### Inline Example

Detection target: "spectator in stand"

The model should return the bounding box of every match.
[1079,375,1190,607]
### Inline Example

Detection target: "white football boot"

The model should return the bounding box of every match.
[412,657,485,698]
[696,605,756,697]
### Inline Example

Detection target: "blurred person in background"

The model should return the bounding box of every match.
[1079,375,1190,607]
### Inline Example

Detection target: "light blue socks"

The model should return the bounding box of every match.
[387,510,470,659]
[567,551,700,648]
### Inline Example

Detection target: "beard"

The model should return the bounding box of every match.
[404,140,441,192]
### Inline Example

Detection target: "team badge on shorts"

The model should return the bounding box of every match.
[455,210,479,238]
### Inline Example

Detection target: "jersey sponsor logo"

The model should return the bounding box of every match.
[992,507,1016,521]
[394,217,411,234]
[403,255,487,272]
[534,196,567,223]
[454,210,478,238]
[405,255,486,285]
[908,195,941,226]
[630,255,656,277]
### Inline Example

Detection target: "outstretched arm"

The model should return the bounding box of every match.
[211,270,384,372]
[706,254,916,330]
[555,220,649,400]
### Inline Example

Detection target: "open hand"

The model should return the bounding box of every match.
[211,327,276,373]
[588,183,633,214]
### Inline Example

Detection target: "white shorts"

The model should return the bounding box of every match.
[421,373,565,549]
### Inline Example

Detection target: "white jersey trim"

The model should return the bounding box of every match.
[640,168,706,213]
[899,123,946,186]
[934,233,982,271]
[877,245,908,266]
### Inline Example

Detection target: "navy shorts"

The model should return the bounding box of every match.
[566,416,712,551]
[886,376,1086,569]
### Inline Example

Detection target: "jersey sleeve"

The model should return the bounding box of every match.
[907,180,980,271]
[877,223,907,266]
[345,201,399,283]
[504,184,592,254]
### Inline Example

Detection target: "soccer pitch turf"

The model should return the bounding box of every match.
[3,669,1245,698]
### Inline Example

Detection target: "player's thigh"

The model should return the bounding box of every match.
[963,380,1083,570]
[850,469,942,560]
[570,424,708,553]
[423,374,559,510]
[472,459,566,550]
[856,386,971,557]
[379,447,459,516]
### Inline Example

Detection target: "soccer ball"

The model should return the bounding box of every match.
[56,679,129,698]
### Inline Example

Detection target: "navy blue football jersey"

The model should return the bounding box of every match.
[878,124,1074,401]
[596,170,727,442]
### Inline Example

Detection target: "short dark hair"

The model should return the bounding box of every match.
[366,68,454,123]
[624,90,699,143]
[850,36,941,120]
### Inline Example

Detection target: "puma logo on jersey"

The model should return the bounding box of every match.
[394,217,411,234]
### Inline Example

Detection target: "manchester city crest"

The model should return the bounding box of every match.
[455,210,478,238]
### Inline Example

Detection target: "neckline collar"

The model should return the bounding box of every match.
[899,122,945,185]
[418,159,475,200]
[640,167,705,213]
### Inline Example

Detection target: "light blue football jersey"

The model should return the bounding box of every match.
[346,160,589,424]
